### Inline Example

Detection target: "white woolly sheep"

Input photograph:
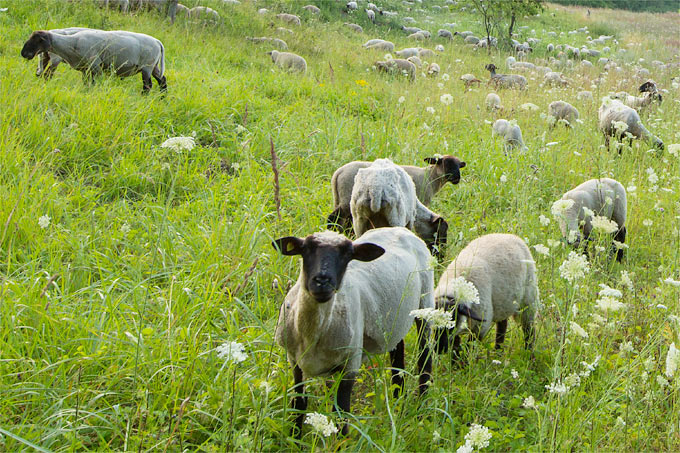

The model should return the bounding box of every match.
[349,159,450,257]
[418,48,435,58]
[407,56,422,68]
[402,26,422,34]
[614,81,662,110]
[464,35,480,45]
[427,62,440,77]
[577,90,593,102]
[434,233,539,358]
[130,0,178,23]
[544,71,567,86]
[344,23,363,33]
[267,50,307,73]
[346,1,358,11]
[438,29,453,39]
[454,31,474,39]
[548,100,579,127]
[188,6,220,21]
[408,32,426,40]
[554,178,627,261]
[365,40,395,52]
[598,97,663,151]
[246,36,288,50]
[303,4,320,14]
[273,227,434,437]
[276,13,301,26]
[365,9,375,22]
[492,119,527,151]
[395,47,420,58]
[35,27,90,79]
[485,64,527,90]
[374,58,416,81]
[485,93,502,111]
[21,29,166,93]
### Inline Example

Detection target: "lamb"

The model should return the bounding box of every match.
[485,63,527,90]
[374,58,416,81]
[344,23,363,33]
[276,13,301,26]
[188,6,220,21]
[34,27,90,79]
[426,62,440,77]
[273,227,434,436]
[328,154,465,233]
[434,234,539,358]
[365,9,375,22]
[548,100,579,127]
[553,178,627,261]
[492,119,527,151]
[302,4,320,13]
[21,29,166,93]
[267,50,307,73]
[598,97,663,151]
[349,159,449,257]
[346,1,358,11]
[614,82,662,110]
[485,92,502,111]
[246,36,288,50]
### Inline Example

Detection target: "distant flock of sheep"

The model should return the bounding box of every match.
[20,0,668,439]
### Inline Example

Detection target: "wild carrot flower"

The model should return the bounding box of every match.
[522,395,537,409]
[596,296,625,312]
[410,308,455,329]
[539,214,550,226]
[216,341,247,364]
[161,136,195,151]
[570,321,588,338]
[666,343,679,379]
[440,93,453,105]
[464,424,492,449]
[533,244,550,256]
[447,277,481,305]
[559,251,590,283]
[551,199,574,217]
[598,284,622,298]
[591,216,618,234]
[38,215,51,229]
[305,412,338,437]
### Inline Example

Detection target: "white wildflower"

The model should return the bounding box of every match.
[533,244,549,256]
[664,278,680,287]
[642,219,653,227]
[595,245,606,253]
[591,216,618,234]
[522,395,537,409]
[616,416,626,427]
[559,251,590,283]
[440,94,453,105]
[599,284,622,298]
[216,341,247,364]
[620,271,633,291]
[398,96,406,104]
[656,375,668,387]
[613,240,628,250]
[564,373,581,389]
[456,443,474,453]
[120,223,131,234]
[410,307,455,329]
[570,321,588,338]
[442,73,450,81]
[539,214,551,226]
[612,120,628,133]
[432,430,442,443]
[511,369,519,379]
[582,206,595,219]
[499,174,507,183]
[646,167,658,184]
[426,106,435,114]
[447,277,481,305]
[547,239,561,248]
[551,199,575,217]
[38,215,51,229]
[619,341,635,357]
[666,343,680,379]
[305,412,338,437]
[545,380,568,395]
[669,144,680,157]
[464,424,492,449]
[492,360,502,365]
[596,296,625,312]
[161,136,195,151]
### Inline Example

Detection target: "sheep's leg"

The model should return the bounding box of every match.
[613,226,626,262]
[389,340,405,398]
[520,312,536,350]
[290,365,307,438]
[152,65,167,92]
[414,318,432,395]
[327,207,352,233]
[141,69,153,94]
[435,327,450,354]
[494,320,508,350]
[333,372,356,436]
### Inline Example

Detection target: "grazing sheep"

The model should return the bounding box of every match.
[454,31,474,39]
[544,71,568,86]
[577,90,593,102]
[267,50,307,73]
[350,159,448,257]
[346,1,358,11]
[402,26,422,34]
[407,56,422,68]
[434,234,539,358]
[485,63,527,90]
[367,2,380,12]
[129,0,178,23]
[395,47,420,58]
[598,97,663,150]
[96,0,129,12]
[273,227,434,437]
[175,3,188,15]
[547,43,554,52]
[505,56,516,68]
[328,155,465,234]
[374,58,416,81]
[302,4,320,14]
[188,6,220,21]
[460,73,481,89]
[35,27,91,79]
[344,23,363,33]
[554,178,627,261]
[427,62,440,77]
[492,119,527,151]
[276,13,301,26]
[246,36,288,50]
[485,93,502,110]
[365,9,375,22]
[408,32,427,40]
[464,35,480,45]
[548,100,579,127]
[438,29,453,39]
[365,40,395,52]
[418,48,435,58]
[21,29,166,93]
[614,81,663,110]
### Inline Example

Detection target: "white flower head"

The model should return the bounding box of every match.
[620,271,634,291]
[384,53,393,60]
[511,369,519,379]
[665,278,680,287]
[559,251,590,283]
[642,219,653,227]
[440,93,454,105]
[548,239,561,248]
[442,73,450,81]
[456,444,474,453]
[522,395,537,409]
[499,174,507,183]
[464,424,492,449]
[38,214,51,229]
[447,277,481,305]
[669,144,680,157]
[570,321,588,338]
[410,307,454,329]
[398,96,406,104]
[582,206,595,219]
[599,284,622,298]
[612,120,628,133]
[304,412,338,437]
[596,296,625,312]
[666,343,680,379]
[426,106,435,114]
[545,380,568,395]
[551,198,575,217]
[216,341,247,364]
[539,214,551,226]
[533,244,550,256]
[161,136,195,152]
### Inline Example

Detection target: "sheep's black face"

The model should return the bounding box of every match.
[21,31,49,60]
[272,234,385,303]
[424,155,466,184]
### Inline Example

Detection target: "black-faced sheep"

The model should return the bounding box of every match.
[485,63,527,90]
[34,27,90,79]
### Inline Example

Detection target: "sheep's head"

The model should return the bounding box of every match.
[434,297,483,354]
[266,50,278,62]
[272,232,384,303]
[485,63,497,73]
[21,30,51,60]
[638,80,658,93]
[424,155,466,184]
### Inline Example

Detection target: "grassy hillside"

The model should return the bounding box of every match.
[0,0,679,451]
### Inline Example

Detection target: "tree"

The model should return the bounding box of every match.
[467,0,504,54]
[503,0,544,45]
[465,0,544,52]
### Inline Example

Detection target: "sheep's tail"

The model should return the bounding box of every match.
[157,40,165,77]
[368,184,384,213]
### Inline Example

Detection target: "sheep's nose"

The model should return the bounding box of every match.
[312,275,331,286]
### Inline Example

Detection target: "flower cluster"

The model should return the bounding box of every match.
[161,136,195,151]
[559,251,590,283]
[410,307,455,329]
[463,424,492,450]
[216,341,247,364]
[305,412,339,437]
[666,343,679,379]
[551,198,574,217]
[447,277,481,305]
[591,216,618,234]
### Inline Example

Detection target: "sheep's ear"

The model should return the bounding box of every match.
[458,160,466,168]
[423,157,441,165]
[351,243,384,262]
[272,236,304,256]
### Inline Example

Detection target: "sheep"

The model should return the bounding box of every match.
[96,0,129,12]
[426,62,440,77]
[408,32,426,41]
[21,29,166,93]
[272,227,434,436]
[492,119,527,151]
[344,23,363,33]
[554,178,627,261]
[577,90,593,102]
[434,234,539,358]
[395,47,420,59]
[402,26,422,34]
[175,3,188,15]
[246,36,288,50]
[598,97,663,151]
[349,159,448,257]
[129,0,178,23]
[365,40,395,52]
[276,13,301,26]
[302,4,320,14]
[438,29,453,39]
[34,27,90,79]
[267,50,307,74]
[188,6,220,21]
[346,1,358,11]
[434,44,444,52]
[374,58,416,81]
[367,2,380,12]
[454,30,473,39]
[407,56,422,68]
[363,39,386,47]
[544,71,568,87]
[464,35,480,45]
[418,48,435,58]
[548,101,580,127]
[547,43,555,52]
[365,9,375,22]
[485,92,502,111]
[476,37,496,48]
[615,81,663,110]
[485,63,527,90]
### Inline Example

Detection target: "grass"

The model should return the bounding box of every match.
[0,0,679,451]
